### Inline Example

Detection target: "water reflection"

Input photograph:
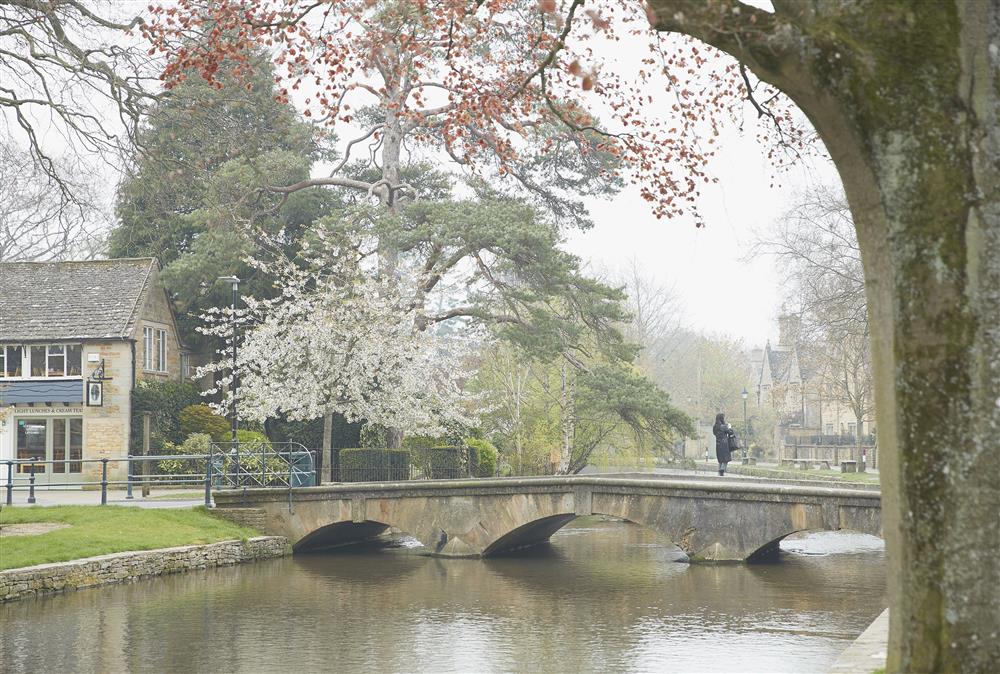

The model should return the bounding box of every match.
[0,520,885,673]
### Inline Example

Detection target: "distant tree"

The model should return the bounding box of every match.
[0,1,156,197]
[0,142,108,261]
[611,260,684,375]
[472,338,694,475]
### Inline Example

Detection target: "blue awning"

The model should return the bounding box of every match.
[0,379,83,404]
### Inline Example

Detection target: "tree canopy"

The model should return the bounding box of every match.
[109,52,334,346]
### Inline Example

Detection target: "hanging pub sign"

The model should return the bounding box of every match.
[86,381,103,407]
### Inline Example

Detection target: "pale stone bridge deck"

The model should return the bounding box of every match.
[213,475,882,562]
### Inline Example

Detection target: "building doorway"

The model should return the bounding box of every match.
[15,416,83,485]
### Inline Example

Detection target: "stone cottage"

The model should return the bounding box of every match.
[0,259,188,487]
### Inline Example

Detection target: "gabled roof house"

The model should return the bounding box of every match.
[0,258,187,486]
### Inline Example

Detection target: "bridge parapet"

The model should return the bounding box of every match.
[213,476,881,562]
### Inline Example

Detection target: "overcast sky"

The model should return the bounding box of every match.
[567,128,840,349]
[561,4,842,349]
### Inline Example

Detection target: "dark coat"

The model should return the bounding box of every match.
[713,422,734,463]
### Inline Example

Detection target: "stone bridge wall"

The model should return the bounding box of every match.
[212,476,882,562]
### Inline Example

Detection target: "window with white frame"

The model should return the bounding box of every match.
[0,344,82,378]
[143,326,168,372]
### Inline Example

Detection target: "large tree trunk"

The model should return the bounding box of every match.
[653,1,1000,669]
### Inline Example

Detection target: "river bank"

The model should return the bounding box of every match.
[0,536,288,603]
[0,505,289,603]
[0,505,258,570]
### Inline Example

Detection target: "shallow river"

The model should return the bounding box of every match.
[0,520,885,673]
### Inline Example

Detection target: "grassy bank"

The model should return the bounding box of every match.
[0,506,257,571]
[706,463,881,485]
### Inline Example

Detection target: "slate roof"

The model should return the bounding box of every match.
[766,345,792,382]
[0,258,156,341]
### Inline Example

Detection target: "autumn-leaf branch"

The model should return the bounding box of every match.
[510,0,585,100]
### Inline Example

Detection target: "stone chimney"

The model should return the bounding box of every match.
[777,314,801,348]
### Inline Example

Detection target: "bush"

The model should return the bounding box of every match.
[155,433,213,476]
[339,448,410,482]
[130,380,201,452]
[179,405,230,442]
[465,438,498,478]
[236,429,268,444]
[402,434,440,451]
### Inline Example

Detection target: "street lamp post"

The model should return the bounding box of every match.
[217,276,240,444]
[741,388,750,464]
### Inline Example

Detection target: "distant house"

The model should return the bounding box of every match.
[0,258,188,487]
[753,315,875,460]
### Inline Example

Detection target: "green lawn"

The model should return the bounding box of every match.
[732,465,881,484]
[0,506,257,571]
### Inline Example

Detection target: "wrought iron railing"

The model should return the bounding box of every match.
[209,441,315,489]
[2,442,316,508]
[783,433,876,447]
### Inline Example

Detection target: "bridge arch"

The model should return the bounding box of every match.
[293,520,391,552]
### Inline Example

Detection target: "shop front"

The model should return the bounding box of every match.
[1,404,86,487]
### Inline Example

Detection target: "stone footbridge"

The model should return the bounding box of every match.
[212,476,882,562]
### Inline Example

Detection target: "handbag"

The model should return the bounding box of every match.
[727,432,741,452]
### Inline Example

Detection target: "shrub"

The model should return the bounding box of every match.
[359,423,389,448]
[179,405,230,442]
[402,434,440,451]
[339,448,410,482]
[465,438,498,478]
[266,415,362,451]
[408,445,473,478]
[130,380,201,452]
[236,429,268,444]
[155,433,213,476]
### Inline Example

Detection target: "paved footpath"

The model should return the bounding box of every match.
[828,608,888,673]
[3,488,205,509]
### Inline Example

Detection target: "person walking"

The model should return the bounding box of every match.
[713,412,736,476]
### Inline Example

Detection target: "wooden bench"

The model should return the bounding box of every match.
[841,460,858,473]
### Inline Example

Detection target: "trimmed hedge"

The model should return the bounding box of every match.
[339,448,410,482]
[428,446,465,479]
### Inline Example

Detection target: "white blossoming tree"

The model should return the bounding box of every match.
[199,242,472,439]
